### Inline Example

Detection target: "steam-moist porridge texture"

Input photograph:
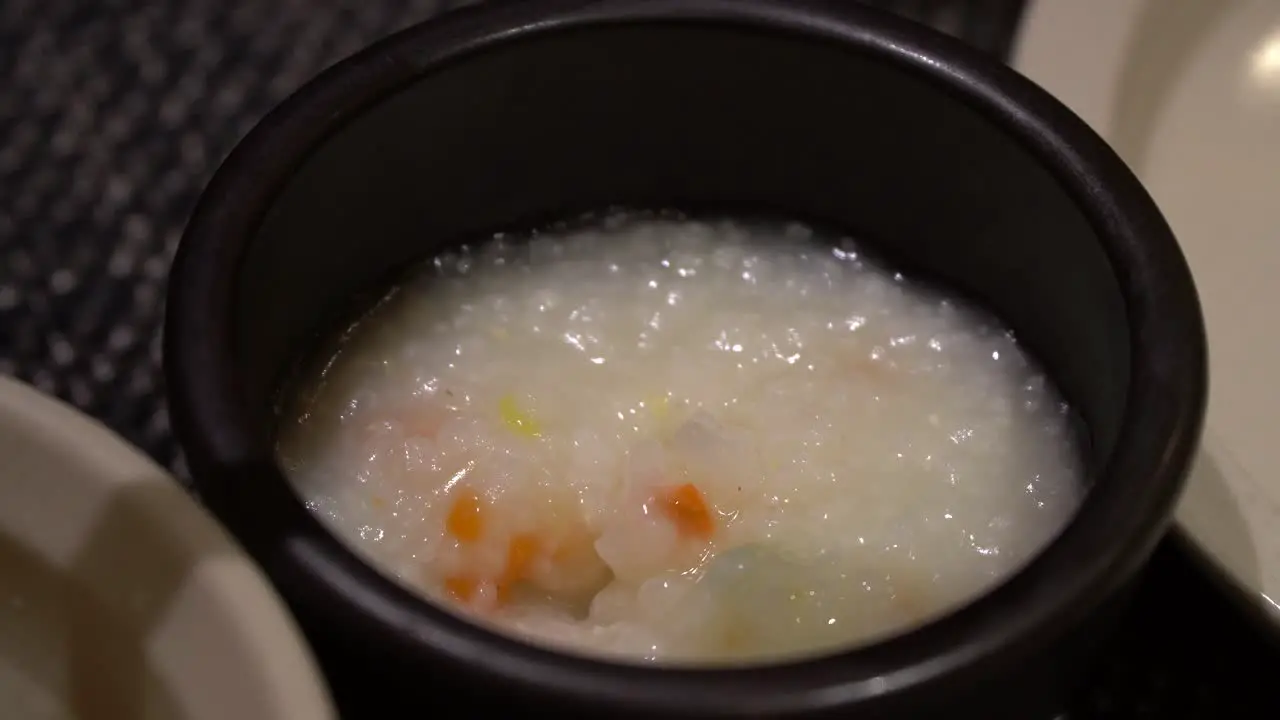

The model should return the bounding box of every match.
[279,215,1084,663]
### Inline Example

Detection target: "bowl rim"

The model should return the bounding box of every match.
[164,0,1207,714]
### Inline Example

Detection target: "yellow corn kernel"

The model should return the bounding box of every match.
[647,394,671,423]
[499,394,542,437]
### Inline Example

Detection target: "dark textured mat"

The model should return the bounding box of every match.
[1,1,1277,717]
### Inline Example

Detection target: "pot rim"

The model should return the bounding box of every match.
[164,0,1207,715]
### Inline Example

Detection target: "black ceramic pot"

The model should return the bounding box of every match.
[164,1,1207,718]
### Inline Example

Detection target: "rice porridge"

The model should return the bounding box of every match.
[278,214,1083,663]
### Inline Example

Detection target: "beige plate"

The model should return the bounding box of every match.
[1014,0,1280,621]
[0,376,335,719]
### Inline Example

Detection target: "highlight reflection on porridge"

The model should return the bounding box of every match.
[279,214,1083,663]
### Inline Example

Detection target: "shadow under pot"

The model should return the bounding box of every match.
[163,1,1207,718]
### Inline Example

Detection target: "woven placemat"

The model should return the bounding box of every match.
[1,0,477,477]
[2,1,1277,718]
[0,0,1022,482]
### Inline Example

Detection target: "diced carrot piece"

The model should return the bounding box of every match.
[444,575,478,603]
[657,483,715,540]
[494,533,542,604]
[505,533,541,579]
[446,488,484,543]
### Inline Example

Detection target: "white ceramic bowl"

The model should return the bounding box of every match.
[1014,0,1280,624]
[0,376,334,719]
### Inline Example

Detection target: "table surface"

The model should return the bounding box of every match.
[2,0,1278,716]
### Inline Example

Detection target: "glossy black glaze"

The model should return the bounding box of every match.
[164,1,1207,717]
